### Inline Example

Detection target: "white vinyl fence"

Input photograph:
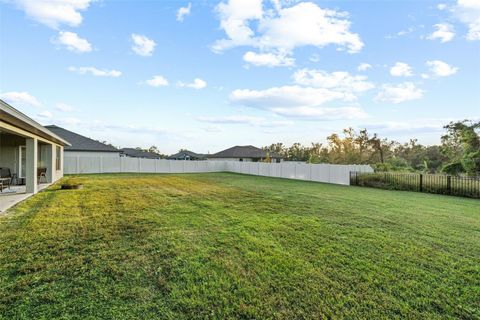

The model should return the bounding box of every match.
[64,156,373,186]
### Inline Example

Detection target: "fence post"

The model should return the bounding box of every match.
[419,174,423,192]
[447,175,451,195]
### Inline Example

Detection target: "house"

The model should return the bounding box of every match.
[208,145,283,163]
[0,99,70,195]
[167,150,206,160]
[45,125,121,158]
[121,148,163,159]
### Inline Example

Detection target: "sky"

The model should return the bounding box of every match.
[0,0,479,154]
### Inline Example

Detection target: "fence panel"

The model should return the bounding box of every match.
[280,162,295,179]
[79,156,101,174]
[122,158,138,172]
[140,158,155,173]
[258,163,270,177]
[63,157,77,174]
[102,157,121,173]
[64,156,374,186]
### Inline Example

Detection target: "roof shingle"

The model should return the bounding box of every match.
[121,148,162,159]
[209,145,282,159]
[44,125,119,152]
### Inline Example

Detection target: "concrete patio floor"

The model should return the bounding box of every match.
[0,183,50,213]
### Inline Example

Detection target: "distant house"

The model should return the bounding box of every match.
[168,150,206,160]
[45,125,121,158]
[208,145,283,163]
[121,148,163,159]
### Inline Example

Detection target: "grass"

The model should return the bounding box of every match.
[0,173,479,319]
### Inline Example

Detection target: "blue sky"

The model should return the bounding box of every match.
[1,0,479,154]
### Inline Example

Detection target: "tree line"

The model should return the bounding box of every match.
[263,120,480,176]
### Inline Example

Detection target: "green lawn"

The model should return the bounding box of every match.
[0,173,479,319]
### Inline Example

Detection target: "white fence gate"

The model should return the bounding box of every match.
[64,156,373,186]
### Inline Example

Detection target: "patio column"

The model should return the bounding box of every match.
[26,138,38,194]
[45,143,54,183]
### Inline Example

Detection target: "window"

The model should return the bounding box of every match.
[56,146,61,170]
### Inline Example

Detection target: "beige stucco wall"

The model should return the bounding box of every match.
[0,120,64,184]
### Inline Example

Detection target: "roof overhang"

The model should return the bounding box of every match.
[0,99,71,146]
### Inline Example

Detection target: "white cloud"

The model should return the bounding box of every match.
[390,62,413,77]
[213,0,363,65]
[60,117,82,125]
[177,3,192,22]
[131,34,156,56]
[421,73,430,79]
[374,82,424,104]
[454,0,480,40]
[293,69,374,93]
[230,85,350,109]
[427,23,455,43]
[54,31,92,53]
[197,115,264,124]
[309,54,320,63]
[37,110,53,118]
[68,66,122,77]
[397,26,415,36]
[426,60,458,77]
[357,63,372,71]
[365,119,449,133]
[213,0,263,50]
[229,67,373,120]
[145,75,169,87]
[177,78,207,89]
[197,115,294,127]
[271,106,368,120]
[243,51,294,67]
[56,103,75,112]
[0,91,41,107]
[437,3,448,10]
[204,125,224,133]
[13,0,93,29]
[385,26,416,39]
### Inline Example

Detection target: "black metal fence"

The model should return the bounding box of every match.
[350,171,480,199]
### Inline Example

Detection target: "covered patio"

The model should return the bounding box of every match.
[0,183,51,212]
[0,99,70,213]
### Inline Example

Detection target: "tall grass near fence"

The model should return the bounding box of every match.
[350,172,480,198]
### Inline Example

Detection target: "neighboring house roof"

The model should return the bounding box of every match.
[0,100,70,146]
[45,125,119,152]
[121,148,162,159]
[209,145,282,159]
[167,150,206,160]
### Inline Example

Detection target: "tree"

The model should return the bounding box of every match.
[441,120,480,176]
[148,146,161,154]
[260,119,478,174]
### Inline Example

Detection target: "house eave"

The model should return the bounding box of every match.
[0,100,71,146]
